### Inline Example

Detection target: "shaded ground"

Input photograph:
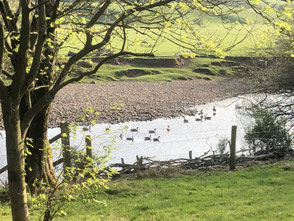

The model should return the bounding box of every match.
[48,78,249,127]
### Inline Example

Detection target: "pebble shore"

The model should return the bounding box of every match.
[48,78,249,127]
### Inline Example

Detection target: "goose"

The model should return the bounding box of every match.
[82,126,90,132]
[149,128,156,134]
[130,127,139,132]
[195,117,202,122]
[213,106,216,112]
[105,126,110,132]
[119,133,123,140]
[184,118,189,123]
[153,136,160,142]
[167,125,170,132]
[204,115,212,120]
[126,136,134,142]
[144,135,152,141]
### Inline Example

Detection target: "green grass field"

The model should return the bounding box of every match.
[1,160,294,220]
[69,57,239,83]
[58,3,277,58]
[57,3,279,83]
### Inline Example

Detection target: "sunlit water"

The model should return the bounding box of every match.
[0,95,257,182]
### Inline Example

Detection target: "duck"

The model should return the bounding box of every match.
[149,128,156,134]
[130,127,139,132]
[126,136,134,142]
[153,136,160,142]
[144,135,152,141]
[184,117,189,123]
[167,125,170,132]
[195,117,202,122]
[105,126,110,132]
[119,133,123,140]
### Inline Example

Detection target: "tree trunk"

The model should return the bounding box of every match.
[2,100,30,221]
[25,104,58,194]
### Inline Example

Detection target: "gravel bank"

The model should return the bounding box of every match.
[49,78,249,127]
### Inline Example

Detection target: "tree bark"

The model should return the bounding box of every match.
[24,104,58,194]
[2,99,30,221]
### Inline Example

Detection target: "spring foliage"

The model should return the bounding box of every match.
[245,107,292,153]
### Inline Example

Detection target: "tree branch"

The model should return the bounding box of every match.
[0,22,8,100]
[21,0,47,97]
[21,0,175,132]
[11,0,31,98]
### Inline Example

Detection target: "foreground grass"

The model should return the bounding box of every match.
[2,161,294,220]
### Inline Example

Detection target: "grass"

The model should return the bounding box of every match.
[58,3,277,58]
[2,160,294,220]
[68,56,241,83]
[57,3,278,83]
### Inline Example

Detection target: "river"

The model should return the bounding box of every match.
[0,95,256,182]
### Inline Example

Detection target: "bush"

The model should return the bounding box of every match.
[217,138,229,155]
[245,107,292,153]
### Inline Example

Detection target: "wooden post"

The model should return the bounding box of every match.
[85,135,94,169]
[189,151,192,159]
[230,125,237,170]
[136,155,143,172]
[60,122,71,177]
[121,158,125,171]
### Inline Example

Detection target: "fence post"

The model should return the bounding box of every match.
[85,135,94,169]
[121,158,125,171]
[230,125,237,170]
[189,151,192,159]
[60,122,71,177]
[136,155,143,172]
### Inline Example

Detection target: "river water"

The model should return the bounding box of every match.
[0,95,255,182]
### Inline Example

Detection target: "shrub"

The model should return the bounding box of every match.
[217,138,229,155]
[245,107,292,153]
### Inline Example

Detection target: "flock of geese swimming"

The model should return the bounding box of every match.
[185,106,216,123]
[120,127,166,143]
[112,106,216,143]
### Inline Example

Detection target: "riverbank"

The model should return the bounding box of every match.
[48,78,249,127]
[0,78,250,129]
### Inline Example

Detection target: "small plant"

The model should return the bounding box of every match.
[0,180,9,203]
[245,107,292,153]
[217,138,229,155]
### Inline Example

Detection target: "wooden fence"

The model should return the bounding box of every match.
[111,125,239,173]
[1,125,242,176]
[0,122,93,175]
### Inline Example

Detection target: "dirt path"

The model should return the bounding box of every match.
[48,78,249,127]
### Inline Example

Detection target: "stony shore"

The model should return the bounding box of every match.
[47,78,250,127]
